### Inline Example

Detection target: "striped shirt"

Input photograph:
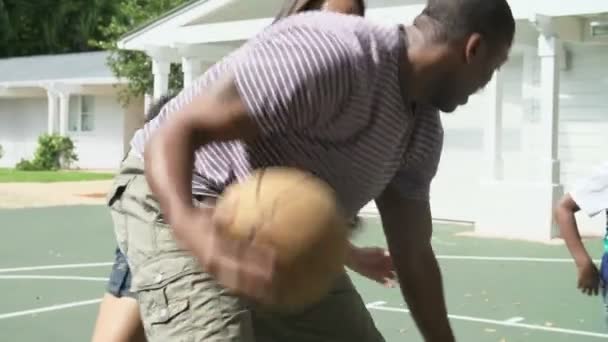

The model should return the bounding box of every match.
[131,12,443,217]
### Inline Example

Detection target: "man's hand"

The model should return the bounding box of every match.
[577,261,600,296]
[172,206,277,303]
[376,186,455,342]
[346,244,397,287]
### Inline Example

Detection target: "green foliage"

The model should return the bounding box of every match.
[92,0,189,106]
[0,0,189,106]
[15,134,78,171]
[0,0,117,57]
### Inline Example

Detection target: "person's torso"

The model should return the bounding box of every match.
[130,12,442,217]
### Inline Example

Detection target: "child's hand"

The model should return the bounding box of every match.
[577,261,600,296]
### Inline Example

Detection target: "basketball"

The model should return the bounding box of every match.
[214,167,351,312]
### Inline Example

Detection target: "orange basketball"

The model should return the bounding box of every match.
[214,167,350,312]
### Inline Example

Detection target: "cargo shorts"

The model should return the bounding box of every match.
[106,152,385,342]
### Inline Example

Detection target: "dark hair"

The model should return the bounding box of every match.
[415,0,515,49]
[273,0,366,23]
[145,94,175,123]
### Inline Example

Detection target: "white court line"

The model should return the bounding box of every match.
[366,301,387,308]
[505,317,525,324]
[0,256,595,276]
[0,262,112,273]
[0,275,107,282]
[0,299,102,320]
[435,255,602,263]
[367,303,608,339]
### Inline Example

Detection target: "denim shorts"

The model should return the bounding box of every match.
[107,247,135,298]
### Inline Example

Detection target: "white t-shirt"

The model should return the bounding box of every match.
[570,161,608,217]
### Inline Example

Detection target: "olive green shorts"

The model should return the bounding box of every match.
[106,152,385,342]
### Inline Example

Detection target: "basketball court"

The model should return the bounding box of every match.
[1,204,607,341]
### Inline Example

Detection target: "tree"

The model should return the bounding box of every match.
[93,0,190,107]
[0,0,117,57]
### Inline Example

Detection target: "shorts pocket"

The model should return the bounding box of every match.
[106,174,135,208]
[138,275,194,342]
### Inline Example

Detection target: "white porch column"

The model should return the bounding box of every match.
[152,59,170,100]
[144,93,153,118]
[520,49,540,176]
[474,30,564,241]
[537,33,564,239]
[46,90,58,134]
[58,92,70,136]
[538,34,561,186]
[181,57,203,89]
[482,70,504,181]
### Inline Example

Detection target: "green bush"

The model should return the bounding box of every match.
[15,134,78,171]
[15,159,39,171]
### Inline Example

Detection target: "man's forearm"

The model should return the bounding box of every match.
[144,119,199,224]
[392,244,453,341]
[377,192,454,341]
[143,120,219,264]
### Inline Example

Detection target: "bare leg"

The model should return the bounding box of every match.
[91,247,145,342]
[91,293,146,342]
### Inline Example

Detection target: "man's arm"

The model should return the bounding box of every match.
[145,76,274,301]
[143,27,356,302]
[375,185,454,342]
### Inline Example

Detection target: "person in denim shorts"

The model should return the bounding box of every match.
[91,94,175,342]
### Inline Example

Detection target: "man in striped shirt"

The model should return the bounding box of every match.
[106,0,515,340]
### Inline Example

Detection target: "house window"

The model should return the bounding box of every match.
[68,95,95,132]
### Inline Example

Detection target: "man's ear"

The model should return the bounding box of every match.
[464,33,483,64]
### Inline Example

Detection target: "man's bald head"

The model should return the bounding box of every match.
[415,0,515,49]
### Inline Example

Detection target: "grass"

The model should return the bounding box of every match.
[0,168,115,183]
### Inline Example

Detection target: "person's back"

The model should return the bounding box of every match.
[131,11,440,216]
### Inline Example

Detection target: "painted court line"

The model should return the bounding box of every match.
[0,299,101,320]
[435,255,602,263]
[0,262,112,273]
[0,256,595,276]
[366,303,608,339]
[366,301,387,308]
[504,317,525,324]
[0,275,107,282]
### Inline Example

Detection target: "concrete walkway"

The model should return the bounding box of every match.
[0,180,112,208]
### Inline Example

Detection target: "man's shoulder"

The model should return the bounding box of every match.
[267,11,399,46]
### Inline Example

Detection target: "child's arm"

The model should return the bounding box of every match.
[555,161,608,296]
[555,193,600,296]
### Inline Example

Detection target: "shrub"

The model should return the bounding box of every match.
[15,134,78,171]
[15,159,39,171]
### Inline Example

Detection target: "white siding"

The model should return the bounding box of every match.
[68,95,125,170]
[558,44,608,236]
[0,98,47,168]
[0,95,126,170]
[558,44,608,188]
[429,43,608,236]
[430,56,525,222]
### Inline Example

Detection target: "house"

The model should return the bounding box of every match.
[116,0,608,241]
[0,51,145,170]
